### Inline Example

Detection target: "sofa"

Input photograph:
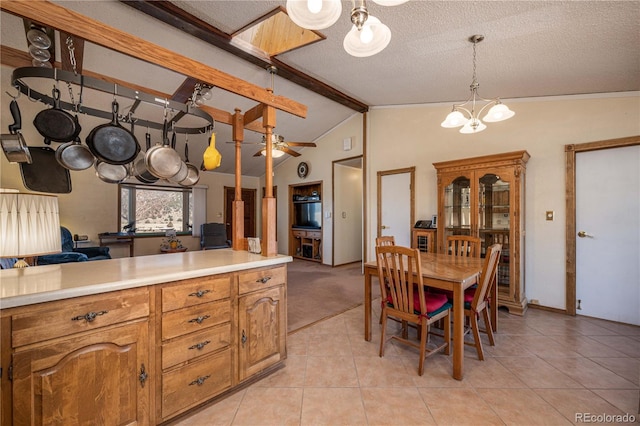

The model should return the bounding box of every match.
[37,227,111,265]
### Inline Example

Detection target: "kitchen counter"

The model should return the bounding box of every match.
[0,249,292,309]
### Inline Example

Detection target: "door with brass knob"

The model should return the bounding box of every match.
[378,169,414,247]
[577,231,594,238]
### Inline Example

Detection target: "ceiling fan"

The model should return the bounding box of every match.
[227,134,316,158]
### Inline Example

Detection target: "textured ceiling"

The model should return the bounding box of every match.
[1,1,638,177]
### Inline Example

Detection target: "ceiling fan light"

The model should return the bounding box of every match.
[460,119,487,134]
[343,16,391,57]
[371,0,409,5]
[261,148,286,158]
[286,0,342,30]
[440,110,467,128]
[483,103,515,122]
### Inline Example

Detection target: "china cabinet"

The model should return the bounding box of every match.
[434,151,529,315]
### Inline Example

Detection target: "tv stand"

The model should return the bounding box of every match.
[289,181,323,263]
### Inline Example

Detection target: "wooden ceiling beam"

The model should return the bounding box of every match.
[120,0,369,113]
[1,0,307,119]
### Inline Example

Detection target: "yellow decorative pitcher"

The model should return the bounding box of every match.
[203,132,221,170]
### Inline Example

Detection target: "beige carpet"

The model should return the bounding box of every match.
[287,259,379,334]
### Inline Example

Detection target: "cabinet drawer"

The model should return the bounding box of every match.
[292,230,306,238]
[11,287,149,348]
[162,323,230,370]
[238,265,286,295]
[161,275,231,312]
[162,300,230,341]
[162,348,232,419]
[306,231,321,239]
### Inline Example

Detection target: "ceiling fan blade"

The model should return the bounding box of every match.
[285,142,316,147]
[281,146,301,157]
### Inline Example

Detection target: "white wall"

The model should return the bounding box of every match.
[365,93,640,311]
[269,114,364,264]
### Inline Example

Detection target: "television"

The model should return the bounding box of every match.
[294,202,321,229]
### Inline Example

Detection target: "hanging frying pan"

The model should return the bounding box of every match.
[55,136,94,171]
[134,132,159,183]
[86,99,140,165]
[167,131,188,183]
[33,87,81,144]
[20,146,71,193]
[179,134,200,187]
[145,120,182,179]
[1,99,32,163]
[95,160,128,184]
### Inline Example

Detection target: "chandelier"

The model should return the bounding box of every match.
[286,0,407,57]
[441,35,515,134]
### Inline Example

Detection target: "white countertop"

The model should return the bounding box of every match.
[0,249,292,309]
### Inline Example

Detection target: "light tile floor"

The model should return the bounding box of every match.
[174,304,639,426]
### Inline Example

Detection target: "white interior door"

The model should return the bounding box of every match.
[380,172,411,247]
[576,145,639,325]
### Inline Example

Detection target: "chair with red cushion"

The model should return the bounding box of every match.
[376,245,451,376]
[464,243,501,360]
[446,235,481,258]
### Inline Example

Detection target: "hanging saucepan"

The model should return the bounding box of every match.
[168,131,188,183]
[55,135,94,171]
[179,134,200,187]
[33,87,81,144]
[145,120,182,180]
[1,99,32,163]
[95,160,128,184]
[86,99,140,165]
[134,132,159,183]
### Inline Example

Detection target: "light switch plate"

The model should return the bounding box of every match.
[546,211,554,221]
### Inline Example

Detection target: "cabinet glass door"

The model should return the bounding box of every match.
[444,176,472,239]
[478,173,510,288]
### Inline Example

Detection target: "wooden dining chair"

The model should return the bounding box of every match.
[376,245,451,376]
[464,243,502,360]
[446,235,481,258]
[375,235,396,246]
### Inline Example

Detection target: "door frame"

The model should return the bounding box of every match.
[565,135,639,315]
[224,186,257,239]
[377,167,415,240]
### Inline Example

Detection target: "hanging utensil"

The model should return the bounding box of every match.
[1,99,32,163]
[20,146,71,193]
[86,99,140,165]
[33,86,81,144]
[134,131,159,183]
[202,131,221,170]
[168,129,188,183]
[179,133,200,186]
[144,119,182,179]
[55,82,94,170]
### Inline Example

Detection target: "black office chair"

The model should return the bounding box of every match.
[200,223,231,250]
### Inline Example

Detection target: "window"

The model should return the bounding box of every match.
[119,184,193,234]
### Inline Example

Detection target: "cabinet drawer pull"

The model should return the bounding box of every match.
[188,340,211,351]
[188,289,211,298]
[256,276,271,283]
[71,310,108,323]
[188,315,210,324]
[241,329,247,346]
[189,375,211,386]
[139,363,148,388]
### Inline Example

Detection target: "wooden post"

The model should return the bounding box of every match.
[232,108,245,250]
[261,95,277,256]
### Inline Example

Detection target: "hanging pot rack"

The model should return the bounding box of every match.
[11,66,215,134]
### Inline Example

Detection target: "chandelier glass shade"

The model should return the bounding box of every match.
[441,35,514,134]
[286,0,406,57]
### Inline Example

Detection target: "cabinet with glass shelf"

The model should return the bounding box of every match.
[434,151,530,315]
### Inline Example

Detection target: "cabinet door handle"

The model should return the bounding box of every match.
[188,340,211,351]
[139,363,147,388]
[188,315,211,324]
[189,375,211,386]
[241,329,247,347]
[256,276,272,283]
[71,310,108,323]
[188,289,211,298]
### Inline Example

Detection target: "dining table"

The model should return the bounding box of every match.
[364,251,486,380]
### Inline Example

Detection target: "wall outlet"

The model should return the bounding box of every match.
[529,299,539,305]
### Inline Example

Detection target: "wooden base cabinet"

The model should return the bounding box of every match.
[434,151,529,315]
[237,266,287,382]
[7,288,151,425]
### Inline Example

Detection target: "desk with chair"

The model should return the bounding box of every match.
[98,233,134,257]
[364,251,484,380]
